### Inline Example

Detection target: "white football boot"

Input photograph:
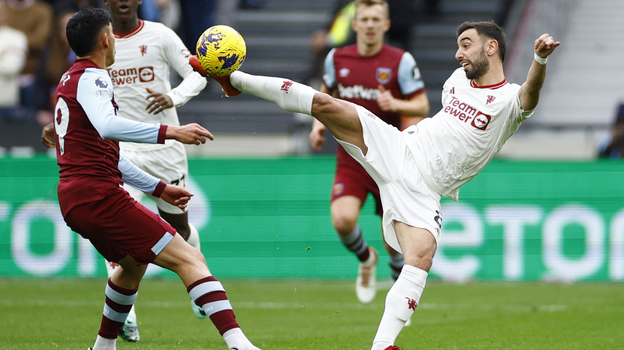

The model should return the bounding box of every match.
[119,309,140,342]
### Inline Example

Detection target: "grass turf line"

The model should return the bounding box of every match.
[0,279,623,349]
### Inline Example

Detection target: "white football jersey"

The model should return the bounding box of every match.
[405,68,533,200]
[108,20,207,151]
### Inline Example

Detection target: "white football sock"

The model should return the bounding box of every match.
[371,265,428,350]
[185,223,201,250]
[93,335,116,350]
[230,71,317,115]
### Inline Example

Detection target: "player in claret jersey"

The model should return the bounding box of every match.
[44,0,210,339]
[191,19,559,350]
[309,0,430,306]
[56,8,261,350]
[107,0,208,339]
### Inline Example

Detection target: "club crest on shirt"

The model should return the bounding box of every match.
[332,183,344,196]
[339,67,350,78]
[376,68,392,84]
[95,77,108,88]
[281,80,293,93]
[140,45,148,56]
[486,95,496,104]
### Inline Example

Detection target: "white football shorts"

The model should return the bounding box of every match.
[336,105,442,253]
[120,142,189,215]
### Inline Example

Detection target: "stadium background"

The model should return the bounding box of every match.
[1,0,624,284]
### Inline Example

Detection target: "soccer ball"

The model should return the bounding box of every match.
[196,25,246,77]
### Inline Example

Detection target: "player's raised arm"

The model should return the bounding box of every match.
[162,27,207,108]
[518,33,560,111]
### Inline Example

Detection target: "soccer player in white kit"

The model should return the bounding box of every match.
[193,21,560,350]
[103,0,207,341]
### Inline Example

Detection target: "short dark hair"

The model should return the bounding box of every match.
[66,7,111,57]
[456,21,506,63]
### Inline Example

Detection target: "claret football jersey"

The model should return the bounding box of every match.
[324,44,426,168]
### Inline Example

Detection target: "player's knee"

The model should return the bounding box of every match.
[332,216,357,235]
[180,245,205,266]
[403,246,436,272]
[312,92,339,115]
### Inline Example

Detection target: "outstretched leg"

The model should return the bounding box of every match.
[190,57,368,151]
[216,71,368,153]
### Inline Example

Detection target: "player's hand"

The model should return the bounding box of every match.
[376,85,397,112]
[534,33,560,58]
[166,123,214,145]
[309,123,327,151]
[189,55,208,77]
[145,88,174,115]
[160,184,193,211]
[41,122,55,148]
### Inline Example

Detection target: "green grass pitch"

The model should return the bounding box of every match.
[0,279,623,349]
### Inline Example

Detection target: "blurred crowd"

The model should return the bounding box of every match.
[0,0,262,128]
[0,0,441,129]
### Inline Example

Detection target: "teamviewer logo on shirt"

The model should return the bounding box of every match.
[472,111,491,130]
[108,66,155,85]
[139,67,155,82]
[445,96,491,130]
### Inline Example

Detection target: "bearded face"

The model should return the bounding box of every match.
[465,46,490,80]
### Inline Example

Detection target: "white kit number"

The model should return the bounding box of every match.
[54,98,70,156]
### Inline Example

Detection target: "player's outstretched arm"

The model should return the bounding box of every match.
[165,123,214,145]
[518,33,560,111]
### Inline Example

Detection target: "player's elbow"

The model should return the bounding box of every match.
[98,129,117,140]
[97,124,123,141]
[521,95,540,111]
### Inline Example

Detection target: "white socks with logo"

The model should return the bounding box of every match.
[230,71,317,115]
[371,265,428,350]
